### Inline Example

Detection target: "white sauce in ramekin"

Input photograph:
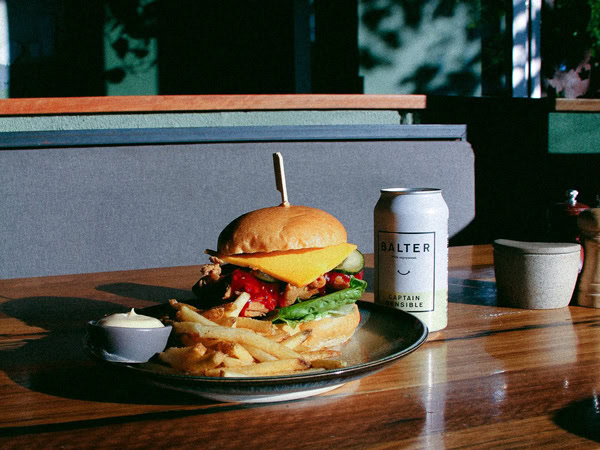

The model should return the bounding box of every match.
[98,308,164,328]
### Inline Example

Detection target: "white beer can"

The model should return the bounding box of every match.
[374,188,449,332]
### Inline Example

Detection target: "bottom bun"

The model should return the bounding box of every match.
[297,303,361,351]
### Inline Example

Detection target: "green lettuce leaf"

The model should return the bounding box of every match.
[272,277,367,327]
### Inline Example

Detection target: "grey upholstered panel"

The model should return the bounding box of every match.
[1,139,474,278]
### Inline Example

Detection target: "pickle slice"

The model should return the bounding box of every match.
[334,249,365,274]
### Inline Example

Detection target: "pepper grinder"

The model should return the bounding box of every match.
[575,208,600,307]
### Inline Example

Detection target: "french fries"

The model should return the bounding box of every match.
[225,292,250,318]
[243,343,279,362]
[216,358,309,376]
[173,322,304,360]
[310,359,347,370]
[280,330,311,349]
[234,316,274,334]
[159,344,207,371]
[159,296,349,377]
[177,305,219,326]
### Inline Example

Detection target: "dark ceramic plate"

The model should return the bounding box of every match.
[85,301,428,403]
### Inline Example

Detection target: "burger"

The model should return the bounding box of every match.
[192,204,366,350]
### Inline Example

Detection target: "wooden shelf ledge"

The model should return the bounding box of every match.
[0,94,428,116]
[554,98,600,112]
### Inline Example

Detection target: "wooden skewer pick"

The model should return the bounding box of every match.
[273,152,290,207]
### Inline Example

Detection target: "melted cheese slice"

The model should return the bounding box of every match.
[216,243,357,287]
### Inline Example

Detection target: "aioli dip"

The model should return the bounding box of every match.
[98,309,164,328]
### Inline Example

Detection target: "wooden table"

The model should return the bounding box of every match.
[1,245,599,448]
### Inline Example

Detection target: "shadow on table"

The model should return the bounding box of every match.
[96,283,193,303]
[554,397,600,442]
[0,294,204,407]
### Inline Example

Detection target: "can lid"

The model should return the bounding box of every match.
[493,239,580,255]
[381,188,441,195]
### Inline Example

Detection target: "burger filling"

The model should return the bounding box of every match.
[193,256,365,321]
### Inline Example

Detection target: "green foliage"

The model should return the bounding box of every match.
[588,0,600,60]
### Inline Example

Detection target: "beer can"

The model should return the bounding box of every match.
[374,188,449,332]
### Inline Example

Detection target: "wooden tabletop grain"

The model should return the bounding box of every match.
[1,245,599,448]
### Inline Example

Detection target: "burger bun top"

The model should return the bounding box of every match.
[217,205,347,255]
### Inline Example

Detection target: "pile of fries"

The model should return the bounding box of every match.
[159,294,347,377]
